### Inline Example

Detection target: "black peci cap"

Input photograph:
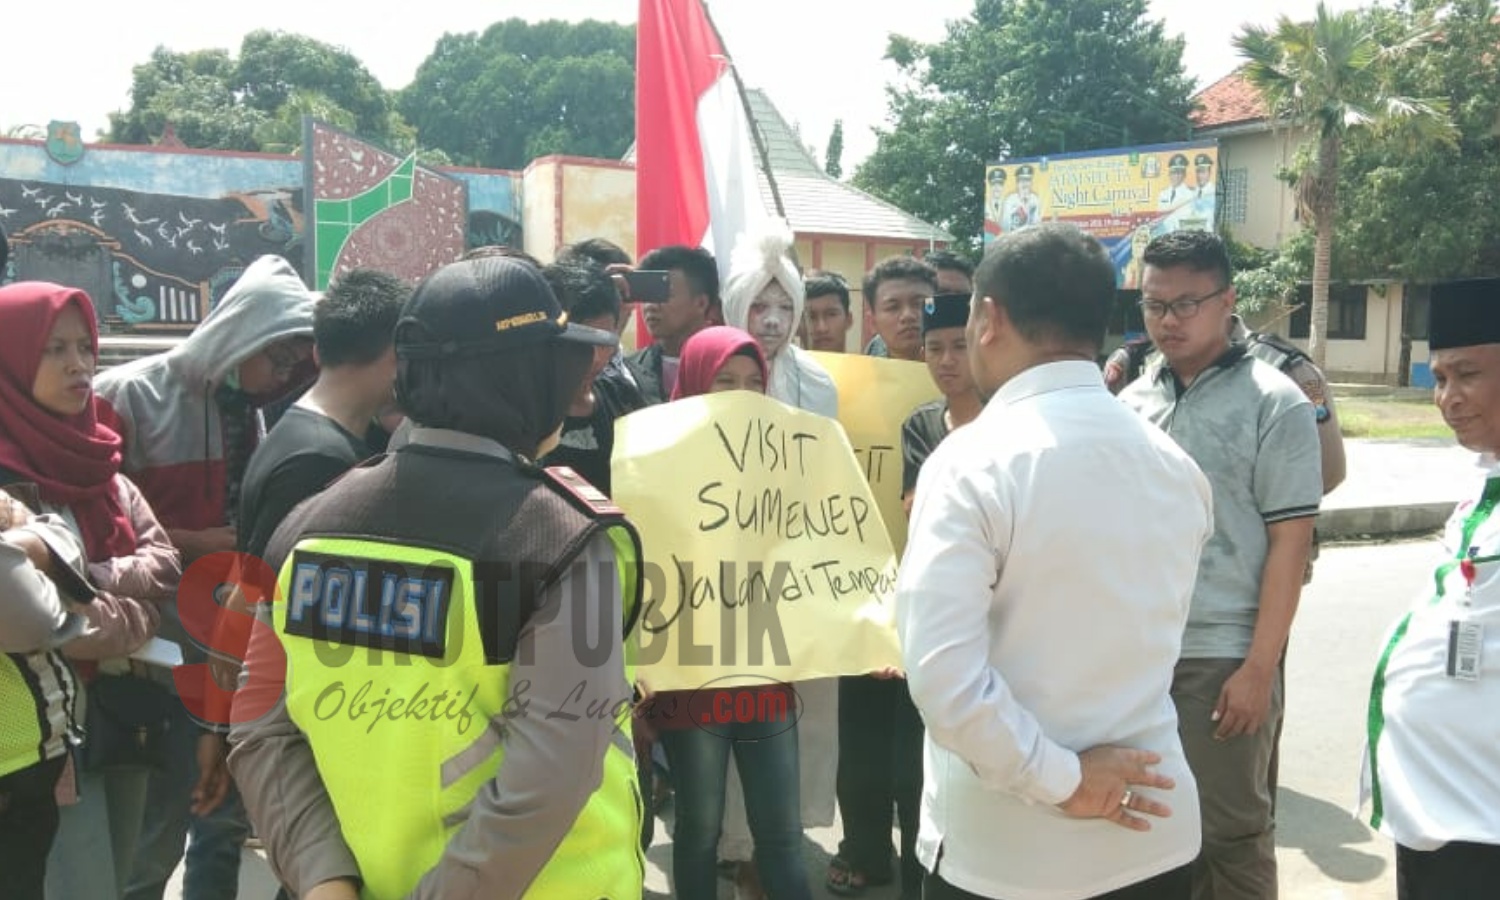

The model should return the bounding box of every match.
[395,255,616,360]
[1429,278,1500,351]
[922,293,970,336]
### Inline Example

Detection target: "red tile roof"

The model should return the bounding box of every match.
[1192,69,1269,129]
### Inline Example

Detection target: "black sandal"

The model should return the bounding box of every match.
[826,855,893,896]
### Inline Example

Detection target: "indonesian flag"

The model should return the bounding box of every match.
[634,0,768,348]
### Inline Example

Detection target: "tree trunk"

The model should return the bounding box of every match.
[1308,133,1341,369]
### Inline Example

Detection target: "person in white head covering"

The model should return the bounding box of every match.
[720,220,839,417]
[716,219,842,896]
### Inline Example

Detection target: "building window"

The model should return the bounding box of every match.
[1222,168,1249,225]
[1288,283,1368,341]
[1403,283,1431,340]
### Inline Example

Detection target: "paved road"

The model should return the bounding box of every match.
[174,539,1437,899]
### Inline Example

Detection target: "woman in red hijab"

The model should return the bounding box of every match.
[669,325,769,400]
[0,282,183,900]
[646,325,813,900]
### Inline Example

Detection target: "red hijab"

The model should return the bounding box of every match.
[0,282,136,560]
[670,326,769,400]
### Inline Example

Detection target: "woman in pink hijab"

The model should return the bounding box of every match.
[650,326,812,900]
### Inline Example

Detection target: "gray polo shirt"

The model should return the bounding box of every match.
[1120,345,1322,658]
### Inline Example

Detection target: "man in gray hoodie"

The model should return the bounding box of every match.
[94,254,317,900]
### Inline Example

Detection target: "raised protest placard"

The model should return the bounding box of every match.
[808,352,941,555]
[611,391,902,691]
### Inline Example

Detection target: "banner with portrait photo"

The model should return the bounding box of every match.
[611,391,903,691]
[808,352,941,555]
[981,139,1220,287]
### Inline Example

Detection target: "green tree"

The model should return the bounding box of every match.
[107,47,268,149]
[253,89,358,154]
[105,34,407,153]
[1235,2,1455,366]
[825,120,845,179]
[233,31,396,145]
[398,19,636,169]
[1333,0,1500,282]
[854,0,1195,255]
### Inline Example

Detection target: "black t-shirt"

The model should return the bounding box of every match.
[238,406,371,560]
[901,400,950,495]
[542,373,646,497]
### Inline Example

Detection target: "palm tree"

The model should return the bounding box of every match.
[1234,2,1455,367]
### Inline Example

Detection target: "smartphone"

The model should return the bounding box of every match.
[622,270,672,304]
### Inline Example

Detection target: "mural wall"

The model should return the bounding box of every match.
[0,139,303,330]
[0,131,523,332]
[307,122,466,290]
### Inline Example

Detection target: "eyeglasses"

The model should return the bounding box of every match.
[265,340,312,378]
[1138,287,1228,320]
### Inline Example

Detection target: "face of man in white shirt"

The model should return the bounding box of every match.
[1432,343,1500,453]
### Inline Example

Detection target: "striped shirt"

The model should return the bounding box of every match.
[1121,345,1322,658]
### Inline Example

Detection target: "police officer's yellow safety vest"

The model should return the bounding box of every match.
[0,650,78,779]
[273,520,644,900]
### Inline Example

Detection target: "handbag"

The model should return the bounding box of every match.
[82,674,176,772]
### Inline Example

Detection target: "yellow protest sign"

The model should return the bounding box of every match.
[807,352,941,554]
[611,391,902,691]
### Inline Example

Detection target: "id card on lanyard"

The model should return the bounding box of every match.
[1448,550,1486,682]
[1440,479,1500,682]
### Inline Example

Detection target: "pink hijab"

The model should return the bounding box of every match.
[670,326,769,400]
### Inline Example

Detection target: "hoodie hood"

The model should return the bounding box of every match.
[92,255,316,532]
[165,255,317,389]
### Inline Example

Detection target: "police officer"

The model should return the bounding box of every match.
[1158,153,1191,210]
[1193,153,1216,201]
[1361,278,1500,898]
[228,255,645,900]
[1001,164,1041,233]
[0,489,94,899]
[985,167,1008,230]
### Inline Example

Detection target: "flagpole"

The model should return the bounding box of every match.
[699,0,787,221]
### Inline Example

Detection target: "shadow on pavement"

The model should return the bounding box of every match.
[1277,787,1389,884]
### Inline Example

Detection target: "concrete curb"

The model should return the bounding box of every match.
[1319,502,1455,541]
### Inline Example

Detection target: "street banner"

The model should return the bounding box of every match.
[983,139,1219,287]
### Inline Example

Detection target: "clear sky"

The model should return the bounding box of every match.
[9,0,1362,170]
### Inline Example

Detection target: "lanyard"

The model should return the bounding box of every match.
[1433,476,1500,600]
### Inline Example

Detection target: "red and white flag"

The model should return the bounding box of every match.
[634,0,768,347]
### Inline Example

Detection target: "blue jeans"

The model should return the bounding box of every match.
[660,718,810,900]
[45,761,151,899]
[123,703,249,900]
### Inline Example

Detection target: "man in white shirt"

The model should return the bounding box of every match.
[1360,278,1500,899]
[899,222,1213,900]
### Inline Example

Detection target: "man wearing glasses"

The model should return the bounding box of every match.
[1119,230,1321,900]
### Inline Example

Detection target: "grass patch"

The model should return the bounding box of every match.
[1337,397,1450,440]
